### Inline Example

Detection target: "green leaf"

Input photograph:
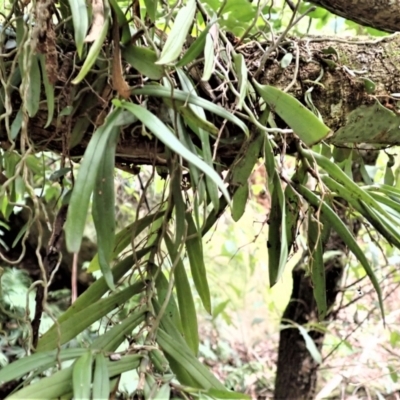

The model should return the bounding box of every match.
[295,184,385,321]
[93,354,110,400]
[157,0,196,65]
[157,329,225,390]
[131,85,249,136]
[37,282,144,351]
[90,306,146,352]
[10,109,23,140]
[308,214,327,320]
[38,54,54,128]
[72,8,109,84]
[176,69,219,210]
[6,355,142,400]
[232,53,247,110]
[254,82,331,146]
[88,211,164,272]
[123,45,164,80]
[0,349,87,384]
[165,234,199,355]
[26,55,41,118]
[176,18,218,67]
[116,101,231,206]
[186,213,211,314]
[68,0,88,58]
[92,111,120,290]
[65,108,122,253]
[297,325,322,364]
[73,351,93,400]
[202,33,214,81]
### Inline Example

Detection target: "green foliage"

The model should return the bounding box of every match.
[0,0,399,397]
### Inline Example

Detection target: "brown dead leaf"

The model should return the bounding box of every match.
[84,0,105,43]
[111,11,130,99]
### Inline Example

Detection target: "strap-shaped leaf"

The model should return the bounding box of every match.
[131,86,249,136]
[165,234,199,355]
[254,82,331,146]
[308,213,327,320]
[157,0,196,65]
[71,6,110,84]
[186,212,211,313]
[176,16,218,67]
[65,108,122,253]
[296,184,385,321]
[68,0,88,57]
[37,282,144,351]
[92,354,110,400]
[73,351,93,400]
[0,348,87,384]
[116,101,231,206]
[157,329,226,390]
[6,355,142,400]
[176,69,219,210]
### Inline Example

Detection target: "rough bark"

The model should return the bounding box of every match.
[309,0,400,33]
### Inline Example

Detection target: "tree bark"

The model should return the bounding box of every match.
[2,35,400,167]
[309,0,400,33]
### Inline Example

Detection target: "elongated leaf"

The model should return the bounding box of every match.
[202,33,214,81]
[93,354,110,400]
[157,329,225,390]
[186,212,211,313]
[298,325,322,364]
[53,252,147,332]
[26,54,41,117]
[131,86,249,136]
[157,0,196,65]
[72,9,110,84]
[176,18,218,67]
[37,282,144,351]
[165,234,199,355]
[90,306,147,352]
[229,129,264,221]
[88,211,165,272]
[68,0,88,57]
[233,53,247,110]
[151,264,184,334]
[115,101,231,205]
[123,44,164,80]
[322,175,400,248]
[254,82,331,146]
[295,184,385,321]
[176,70,219,210]
[65,108,122,253]
[0,349,87,384]
[152,299,198,387]
[73,351,93,400]
[92,112,120,290]
[170,164,186,245]
[6,355,141,400]
[38,54,54,128]
[308,213,327,320]
[305,149,400,230]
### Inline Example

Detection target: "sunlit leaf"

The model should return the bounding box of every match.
[157,0,196,65]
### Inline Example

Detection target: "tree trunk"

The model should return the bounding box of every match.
[308,0,400,33]
[274,153,377,399]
